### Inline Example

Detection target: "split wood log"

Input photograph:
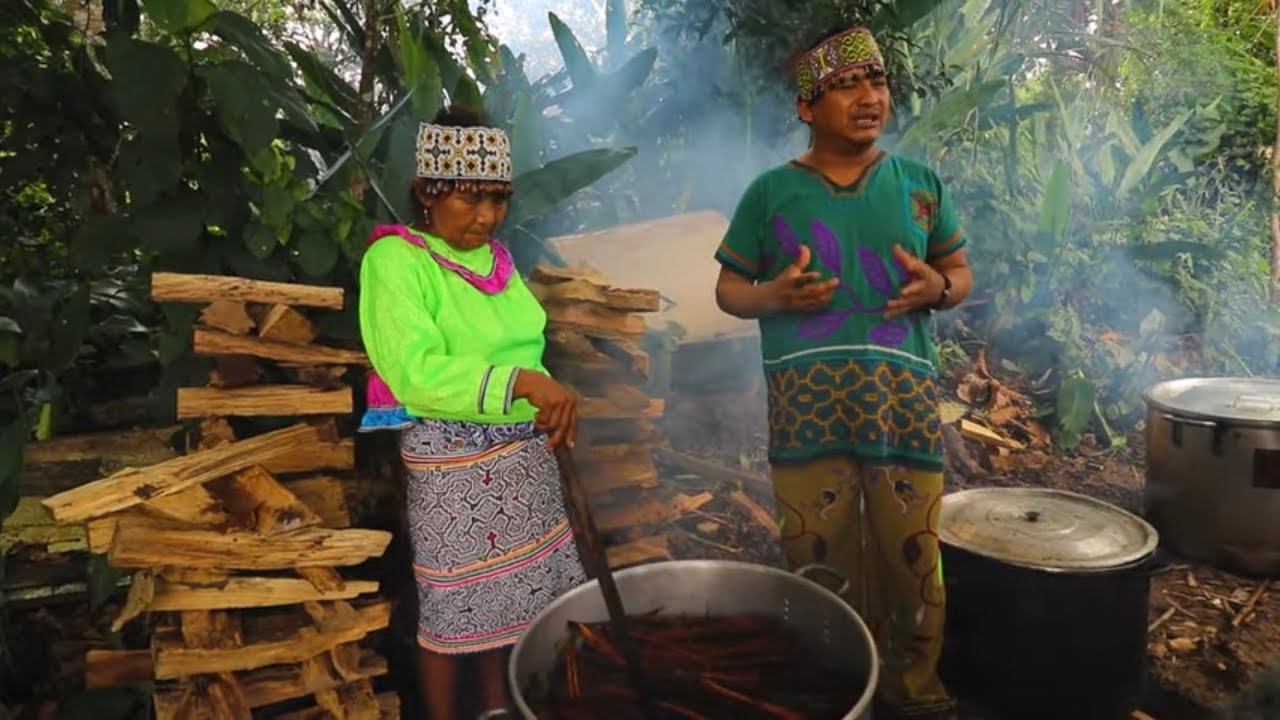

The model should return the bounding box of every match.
[545,303,647,340]
[151,601,391,679]
[108,518,391,570]
[223,465,322,535]
[160,567,231,586]
[263,439,355,475]
[577,454,659,495]
[41,423,319,523]
[153,672,254,720]
[528,279,661,313]
[1,496,87,552]
[578,397,664,420]
[283,476,351,528]
[151,648,387,717]
[572,443,658,464]
[181,610,244,649]
[595,492,714,533]
[85,510,189,554]
[269,689,399,720]
[152,272,344,310]
[176,385,352,418]
[84,649,154,689]
[578,419,661,447]
[315,678,381,720]
[957,418,1025,451]
[209,356,266,389]
[606,534,671,568]
[258,304,316,344]
[728,489,780,536]
[194,328,367,366]
[148,576,379,612]
[112,569,155,631]
[593,337,650,377]
[199,301,256,335]
[529,264,612,287]
[290,365,349,389]
[298,567,346,593]
[142,483,228,526]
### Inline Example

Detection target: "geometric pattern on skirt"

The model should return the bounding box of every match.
[401,418,586,654]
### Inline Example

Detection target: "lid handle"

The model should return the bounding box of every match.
[1231,394,1276,414]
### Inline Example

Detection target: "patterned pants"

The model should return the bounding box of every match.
[771,456,953,717]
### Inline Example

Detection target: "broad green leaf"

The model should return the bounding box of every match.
[874,0,947,29]
[269,84,320,136]
[141,0,215,33]
[453,8,496,85]
[133,190,204,255]
[117,136,182,206]
[206,11,292,79]
[548,13,597,90]
[0,420,26,522]
[202,61,279,158]
[259,182,294,227]
[285,42,360,119]
[1117,109,1191,200]
[398,25,444,119]
[453,74,483,110]
[606,0,628,64]
[1055,374,1095,448]
[292,229,340,277]
[422,31,466,101]
[372,116,420,223]
[1036,160,1070,241]
[244,222,277,259]
[70,215,134,271]
[510,91,543,176]
[104,38,186,138]
[898,79,1004,153]
[0,317,19,334]
[507,147,638,228]
[45,285,91,374]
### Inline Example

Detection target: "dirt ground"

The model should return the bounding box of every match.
[661,387,1280,717]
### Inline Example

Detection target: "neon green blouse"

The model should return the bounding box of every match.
[358,229,547,424]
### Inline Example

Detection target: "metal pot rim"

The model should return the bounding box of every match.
[1143,377,1280,428]
[940,537,1157,575]
[507,558,880,719]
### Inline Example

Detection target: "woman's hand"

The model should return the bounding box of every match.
[512,370,577,448]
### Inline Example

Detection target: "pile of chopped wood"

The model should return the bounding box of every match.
[40,272,398,719]
[530,265,725,568]
[941,352,1054,479]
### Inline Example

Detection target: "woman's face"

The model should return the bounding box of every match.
[421,187,510,250]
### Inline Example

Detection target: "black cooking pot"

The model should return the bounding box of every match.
[937,488,1160,720]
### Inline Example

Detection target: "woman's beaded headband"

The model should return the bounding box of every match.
[415,123,512,182]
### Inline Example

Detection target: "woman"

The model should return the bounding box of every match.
[358,105,587,720]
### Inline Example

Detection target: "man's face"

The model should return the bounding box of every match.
[798,66,891,146]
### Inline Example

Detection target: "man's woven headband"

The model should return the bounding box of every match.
[794,27,886,102]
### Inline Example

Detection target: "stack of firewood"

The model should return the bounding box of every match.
[41,272,398,719]
[530,265,717,568]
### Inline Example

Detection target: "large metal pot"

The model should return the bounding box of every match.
[1144,377,1280,576]
[508,559,879,719]
[938,488,1159,720]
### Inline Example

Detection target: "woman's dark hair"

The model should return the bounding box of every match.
[409,105,512,218]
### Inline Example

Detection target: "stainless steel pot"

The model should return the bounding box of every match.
[938,487,1159,720]
[1144,377,1280,576]
[507,559,879,720]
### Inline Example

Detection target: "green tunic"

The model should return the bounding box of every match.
[358,228,547,424]
[715,153,967,470]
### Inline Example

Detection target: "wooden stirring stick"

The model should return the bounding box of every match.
[553,445,658,719]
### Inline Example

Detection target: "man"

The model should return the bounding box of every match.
[713,25,973,720]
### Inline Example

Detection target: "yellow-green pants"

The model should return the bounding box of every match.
[772,456,953,717]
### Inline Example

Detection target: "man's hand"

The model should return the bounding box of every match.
[765,245,840,314]
[512,370,577,448]
[884,244,947,319]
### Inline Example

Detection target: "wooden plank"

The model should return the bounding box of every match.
[258,305,316,344]
[529,264,612,286]
[152,649,387,717]
[108,518,391,570]
[84,649,154,688]
[268,689,399,720]
[151,272,344,310]
[529,279,661,313]
[297,567,346,593]
[209,356,266,389]
[593,337,650,377]
[283,476,351,528]
[41,423,319,523]
[176,386,352,418]
[193,328,367,366]
[85,510,185,554]
[545,303,647,340]
[181,610,244,649]
[148,576,379,611]
[607,534,670,568]
[223,465,322,535]
[199,300,255,335]
[595,492,713,533]
[578,397,663,420]
[577,454,659,495]
[262,440,354,476]
[729,489,780,536]
[111,569,155,631]
[152,601,391,679]
[958,418,1025,450]
[1,496,87,552]
[142,483,228,526]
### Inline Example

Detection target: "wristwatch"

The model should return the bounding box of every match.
[931,274,952,310]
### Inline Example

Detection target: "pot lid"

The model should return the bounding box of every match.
[939,488,1158,572]
[1144,377,1280,425]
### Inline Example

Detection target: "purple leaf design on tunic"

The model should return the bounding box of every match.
[869,320,909,346]
[809,219,842,272]
[858,247,895,298]
[773,215,801,258]
[798,309,852,340]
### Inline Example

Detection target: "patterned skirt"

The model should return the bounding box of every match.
[401,418,586,655]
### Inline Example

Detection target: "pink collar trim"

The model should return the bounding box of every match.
[367,224,515,295]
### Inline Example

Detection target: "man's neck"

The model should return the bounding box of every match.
[804,138,881,171]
